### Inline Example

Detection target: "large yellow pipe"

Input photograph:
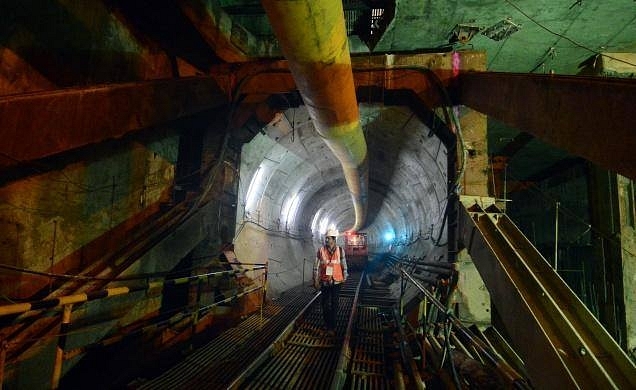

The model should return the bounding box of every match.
[261,0,368,231]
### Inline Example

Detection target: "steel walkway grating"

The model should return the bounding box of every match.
[348,306,391,389]
[240,296,355,389]
[134,286,315,389]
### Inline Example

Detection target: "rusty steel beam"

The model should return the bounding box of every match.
[209,60,455,108]
[209,51,486,106]
[179,0,250,63]
[459,198,636,389]
[0,77,226,168]
[457,72,636,179]
[209,61,296,103]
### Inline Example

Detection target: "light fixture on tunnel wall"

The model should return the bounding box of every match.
[310,209,322,233]
[319,217,330,236]
[282,193,301,229]
[481,17,521,41]
[245,165,265,213]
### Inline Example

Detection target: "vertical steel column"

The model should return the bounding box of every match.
[51,304,72,389]
[0,340,7,390]
[191,279,202,337]
[554,201,559,271]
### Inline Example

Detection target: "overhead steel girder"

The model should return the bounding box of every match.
[179,0,250,62]
[210,61,450,107]
[0,77,226,169]
[457,72,636,179]
[211,64,453,149]
[210,51,483,109]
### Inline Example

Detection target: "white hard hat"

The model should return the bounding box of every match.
[325,228,339,237]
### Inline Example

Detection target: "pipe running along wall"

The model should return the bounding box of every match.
[261,0,368,231]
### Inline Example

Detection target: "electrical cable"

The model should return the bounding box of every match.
[444,317,463,389]
[175,67,281,225]
[0,259,264,292]
[504,0,636,68]
[487,35,511,70]
[402,268,534,388]
[178,130,231,223]
[8,283,264,347]
[262,65,465,194]
[505,169,636,260]
[530,2,585,74]
[234,219,311,241]
[345,66,466,252]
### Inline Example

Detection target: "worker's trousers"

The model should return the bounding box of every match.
[320,282,341,330]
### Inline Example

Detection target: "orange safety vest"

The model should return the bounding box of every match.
[317,246,344,283]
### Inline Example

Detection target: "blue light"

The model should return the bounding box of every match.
[383,231,395,242]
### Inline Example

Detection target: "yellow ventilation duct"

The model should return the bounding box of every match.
[261,0,368,231]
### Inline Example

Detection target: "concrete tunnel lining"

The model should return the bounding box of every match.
[234,104,449,297]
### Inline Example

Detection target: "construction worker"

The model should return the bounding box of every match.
[313,228,348,335]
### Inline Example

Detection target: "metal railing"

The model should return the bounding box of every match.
[0,263,267,389]
[399,268,532,389]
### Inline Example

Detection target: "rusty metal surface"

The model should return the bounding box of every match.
[457,72,636,179]
[240,299,351,389]
[459,198,636,389]
[238,273,398,390]
[178,1,250,63]
[210,62,448,111]
[136,285,317,389]
[237,274,362,389]
[348,306,390,389]
[1,202,195,367]
[0,77,226,168]
[347,283,396,389]
[132,272,408,389]
[208,53,481,107]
